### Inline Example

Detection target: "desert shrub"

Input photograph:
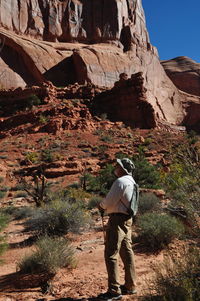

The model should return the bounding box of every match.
[39,114,49,124]
[18,236,75,274]
[115,153,161,189]
[27,94,41,107]
[24,199,90,236]
[101,135,113,143]
[65,187,91,201]
[0,206,17,217]
[25,151,40,164]
[137,213,185,250]
[0,177,4,183]
[0,206,33,220]
[133,156,161,189]
[0,186,10,192]
[14,207,34,220]
[0,214,9,258]
[19,175,51,207]
[80,164,115,195]
[144,247,200,301]
[138,193,161,215]
[161,144,200,234]
[15,191,28,198]
[87,196,102,210]
[0,190,6,199]
[41,149,54,163]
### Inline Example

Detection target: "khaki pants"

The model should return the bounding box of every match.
[104,214,136,294]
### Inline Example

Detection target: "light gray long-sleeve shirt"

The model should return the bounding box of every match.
[100,175,135,215]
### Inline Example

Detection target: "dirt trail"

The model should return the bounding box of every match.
[0,218,163,301]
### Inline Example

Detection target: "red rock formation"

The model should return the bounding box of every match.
[0,0,149,48]
[0,1,200,132]
[93,72,200,132]
[93,72,156,128]
[161,57,200,97]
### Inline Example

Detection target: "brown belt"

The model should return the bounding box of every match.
[109,213,130,217]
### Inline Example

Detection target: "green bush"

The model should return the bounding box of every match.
[41,149,54,163]
[116,153,161,189]
[144,247,200,301]
[87,196,102,210]
[0,214,9,258]
[0,190,6,199]
[137,213,185,250]
[101,135,113,143]
[161,144,200,234]
[80,164,115,195]
[0,206,17,217]
[138,193,161,215]
[25,199,90,236]
[25,151,40,164]
[18,236,75,274]
[14,207,34,220]
[133,156,161,189]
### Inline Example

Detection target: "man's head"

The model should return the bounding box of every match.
[114,158,135,177]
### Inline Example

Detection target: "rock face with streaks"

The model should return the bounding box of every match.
[0,0,149,48]
[161,57,200,97]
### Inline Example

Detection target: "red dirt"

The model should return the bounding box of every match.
[0,216,166,301]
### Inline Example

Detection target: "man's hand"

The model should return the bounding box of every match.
[98,204,105,217]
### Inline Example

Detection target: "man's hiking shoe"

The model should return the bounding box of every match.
[98,291,122,300]
[120,285,137,295]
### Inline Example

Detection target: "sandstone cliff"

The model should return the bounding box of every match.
[0,0,149,49]
[161,56,200,97]
[0,0,200,131]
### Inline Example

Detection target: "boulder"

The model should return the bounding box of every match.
[161,56,200,97]
[0,29,76,89]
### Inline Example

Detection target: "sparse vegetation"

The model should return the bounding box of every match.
[0,214,8,259]
[25,151,40,164]
[24,198,90,236]
[144,247,200,301]
[0,190,6,199]
[138,193,161,215]
[80,164,115,195]
[137,213,185,250]
[87,196,102,210]
[39,114,49,124]
[133,155,161,189]
[18,236,75,274]
[18,175,50,207]
[161,143,200,234]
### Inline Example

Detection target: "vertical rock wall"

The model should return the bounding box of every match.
[0,0,149,49]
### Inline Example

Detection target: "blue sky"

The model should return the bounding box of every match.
[142,0,200,62]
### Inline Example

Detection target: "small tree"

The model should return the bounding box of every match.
[18,175,50,207]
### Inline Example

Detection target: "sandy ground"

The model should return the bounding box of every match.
[0,217,164,301]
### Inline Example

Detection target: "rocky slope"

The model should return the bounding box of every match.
[162,56,200,97]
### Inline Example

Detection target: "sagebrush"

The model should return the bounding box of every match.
[18,236,76,274]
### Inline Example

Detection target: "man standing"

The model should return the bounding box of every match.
[98,158,137,301]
